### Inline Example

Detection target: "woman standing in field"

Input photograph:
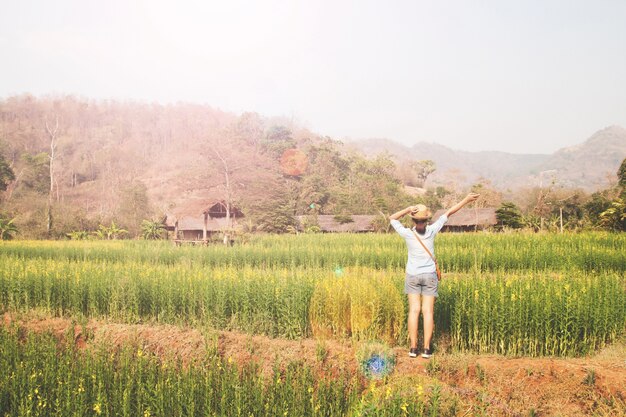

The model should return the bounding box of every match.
[389,193,480,358]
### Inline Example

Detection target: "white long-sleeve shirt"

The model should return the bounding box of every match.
[390,214,448,275]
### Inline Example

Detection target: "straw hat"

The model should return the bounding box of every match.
[409,204,432,221]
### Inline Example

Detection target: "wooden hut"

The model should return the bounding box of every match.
[296,215,377,233]
[162,200,244,244]
[431,207,497,232]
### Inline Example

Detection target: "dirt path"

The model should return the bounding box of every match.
[2,311,624,416]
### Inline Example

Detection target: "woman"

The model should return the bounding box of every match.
[389,193,480,358]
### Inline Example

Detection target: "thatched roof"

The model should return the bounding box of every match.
[165,199,244,218]
[163,215,240,231]
[162,199,244,231]
[432,208,497,227]
[297,215,377,232]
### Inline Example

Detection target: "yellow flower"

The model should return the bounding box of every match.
[228,356,233,364]
[416,384,423,398]
[369,381,376,393]
[93,402,102,415]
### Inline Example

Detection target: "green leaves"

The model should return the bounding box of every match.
[140,219,166,240]
[0,215,17,240]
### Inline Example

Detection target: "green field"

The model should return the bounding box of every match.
[0,232,625,416]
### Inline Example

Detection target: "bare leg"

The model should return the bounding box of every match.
[407,294,421,349]
[421,295,435,349]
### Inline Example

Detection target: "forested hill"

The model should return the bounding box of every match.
[0,94,624,238]
[0,95,413,237]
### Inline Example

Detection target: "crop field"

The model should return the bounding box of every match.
[1,232,625,416]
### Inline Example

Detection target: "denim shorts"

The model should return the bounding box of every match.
[404,272,438,297]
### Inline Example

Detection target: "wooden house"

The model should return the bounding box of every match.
[162,200,244,243]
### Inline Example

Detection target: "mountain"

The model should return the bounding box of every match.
[345,126,626,191]
[535,126,626,190]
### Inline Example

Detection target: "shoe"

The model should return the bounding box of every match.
[408,347,419,358]
[421,348,433,359]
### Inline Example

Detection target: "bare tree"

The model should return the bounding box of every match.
[211,146,239,229]
[535,170,557,230]
[198,127,280,244]
[44,115,59,235]
[198,134,248,245]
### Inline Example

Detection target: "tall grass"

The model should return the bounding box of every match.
[0,326,445,417]
[1,231,624,272]
[0,258,316,339]
[0,250,624,356]
[440,272,626,356]
[309,269,405,344]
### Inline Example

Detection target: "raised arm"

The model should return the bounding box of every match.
[445,193,480,218]
[389,206,417,220]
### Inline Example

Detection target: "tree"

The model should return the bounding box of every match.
[93,221,128,240]
[140,219,166,240]
[496,202,524,229]
[18,152,49,194]
[118,181,152,236]
[298,214,321,233]
[545,192,586,232]
[585,192,612,226]
[44,115,60,236]
[597,158,626,231]
[66,230,90,240]
[470,179,503,208]
[618,157,626,191]
[599,198,625,231]
[199,129,256,234]
[248,180,298,233]
[0,152,15,192]
[253,199,298,233]
[411,160,436,188]
[232,112,264,153]
[0,215,18,240]
[261,125,296,158]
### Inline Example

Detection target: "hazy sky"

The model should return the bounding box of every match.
[1,0,625,153]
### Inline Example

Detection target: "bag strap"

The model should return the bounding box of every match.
[411,229,436,262]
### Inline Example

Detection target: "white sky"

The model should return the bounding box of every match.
[1,0,625,153]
